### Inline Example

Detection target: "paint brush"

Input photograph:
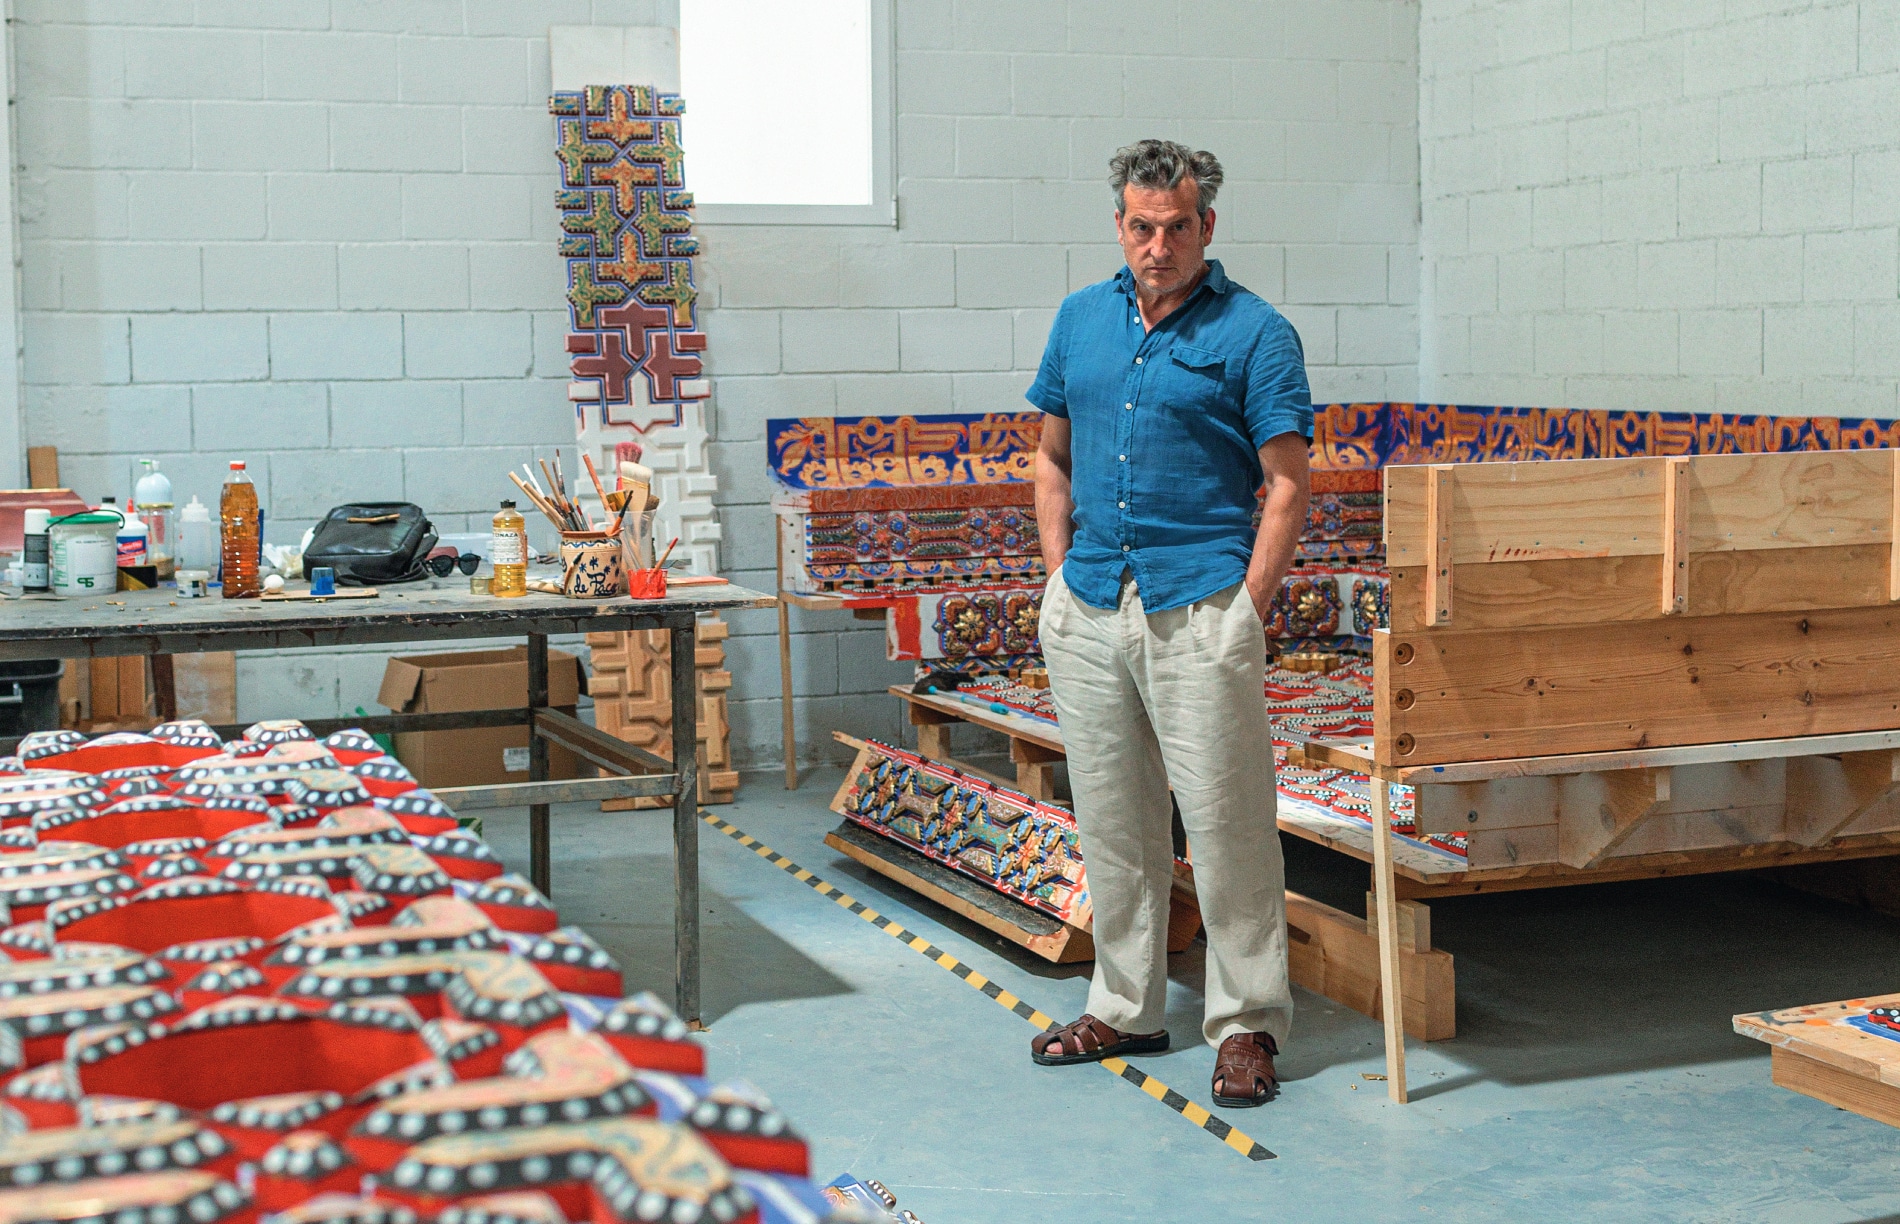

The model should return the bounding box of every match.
[509,472,563,529]
[654,536,680,571]
[583,453,611,507]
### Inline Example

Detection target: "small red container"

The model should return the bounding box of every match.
[626,567,667,599]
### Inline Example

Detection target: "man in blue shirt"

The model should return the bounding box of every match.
[1024,140,1312,1109]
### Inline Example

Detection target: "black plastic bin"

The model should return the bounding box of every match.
[0,660,64,738]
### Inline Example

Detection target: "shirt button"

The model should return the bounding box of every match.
[1122,545,1130,552]
[1118,455,1126,462]
[1118,501,1126,508]
[1124,402,1132,410]
[1135,357,1143,364]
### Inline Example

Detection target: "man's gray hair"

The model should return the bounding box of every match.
[1108,139,1224,215]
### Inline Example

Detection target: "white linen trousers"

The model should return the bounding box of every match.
[1039,565,1292,1048]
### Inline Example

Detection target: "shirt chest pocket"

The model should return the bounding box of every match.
[1161,343,1229,411]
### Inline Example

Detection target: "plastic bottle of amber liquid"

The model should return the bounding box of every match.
[220,460,261,599]
[490,499,527,597]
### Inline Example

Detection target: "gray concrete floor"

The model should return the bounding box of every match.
[484,768,1900,1224]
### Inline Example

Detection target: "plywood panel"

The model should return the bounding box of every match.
[1387,457,1668,565]
[1389,544,1894,632]
[1375,606,1900,766]
[1386,451,1896,569]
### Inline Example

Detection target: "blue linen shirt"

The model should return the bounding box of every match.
[1026,259,1313,613]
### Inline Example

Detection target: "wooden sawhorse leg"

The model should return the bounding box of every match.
[1010,737,1061,802]
[777,514,799,791]
[778,594,797,790]
[1370,775,1409,1102]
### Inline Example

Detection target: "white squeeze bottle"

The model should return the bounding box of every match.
[177,495,217,575]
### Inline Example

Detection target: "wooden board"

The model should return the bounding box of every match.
[26,446,57,489]
[260,587,379,601]
[1386,451,1895,567]
[1771,1047,1900,1129]
[1388,544,1894,632]
[1385,451,1900,630]
[891,686,1066,755]
[1310,725,1900,785]
[1374,605,1900,767]
[1735,993,1900,1127]
[1286,891,1455,1042]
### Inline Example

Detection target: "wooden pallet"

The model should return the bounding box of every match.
[585,615,738,808]
[1735,994,1900,1128]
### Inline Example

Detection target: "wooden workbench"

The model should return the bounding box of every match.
[0,578,774,1024]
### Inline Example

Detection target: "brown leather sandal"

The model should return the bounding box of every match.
[1030,1013,1169,1066]
[1212,1032,1279,1107]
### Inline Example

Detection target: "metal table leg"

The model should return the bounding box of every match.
[670,611,701,1025]
[527,631,551,897]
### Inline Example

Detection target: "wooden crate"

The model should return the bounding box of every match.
[1379,450,1900,768]
[585,615,738,808]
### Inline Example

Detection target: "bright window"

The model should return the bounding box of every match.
[680,0,893,224]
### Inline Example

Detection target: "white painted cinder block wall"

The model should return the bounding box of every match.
[11,0,673,723]
[1419,0,1900,416]
[707,0,1420,769]
[11,0,1419,767]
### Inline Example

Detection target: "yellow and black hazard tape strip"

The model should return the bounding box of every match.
[700,811,1275,1162]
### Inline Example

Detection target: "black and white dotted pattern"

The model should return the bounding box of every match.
[590,1148,756,1224]
[1,1121,230,1188]
[600,992,692,1045]
[211,1089,342,1133]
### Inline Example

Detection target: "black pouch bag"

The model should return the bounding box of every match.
[303,503,438,586]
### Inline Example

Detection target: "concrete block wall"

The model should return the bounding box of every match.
[12,0,1419,762]
[1418,0,1900,417]
[703,0,1420,771]
[12,1,675,724]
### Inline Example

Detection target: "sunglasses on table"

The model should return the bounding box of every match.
[426,552,483,577]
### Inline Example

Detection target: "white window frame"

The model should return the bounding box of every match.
[690,0,896,227]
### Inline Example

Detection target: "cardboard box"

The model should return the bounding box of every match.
[377,646,590,789]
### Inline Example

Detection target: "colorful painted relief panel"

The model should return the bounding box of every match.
[807,505,1041,568]
[767,414,1042,494]
[552,86,708,434]
[0,720,849,1224]
[1263,563,1387,649]
[1297,469,1384,561]
[1310,403,1900,469]
[835,740,1089,925]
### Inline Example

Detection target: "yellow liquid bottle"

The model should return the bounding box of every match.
[220,460,260,599]
[490,499,527,597]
